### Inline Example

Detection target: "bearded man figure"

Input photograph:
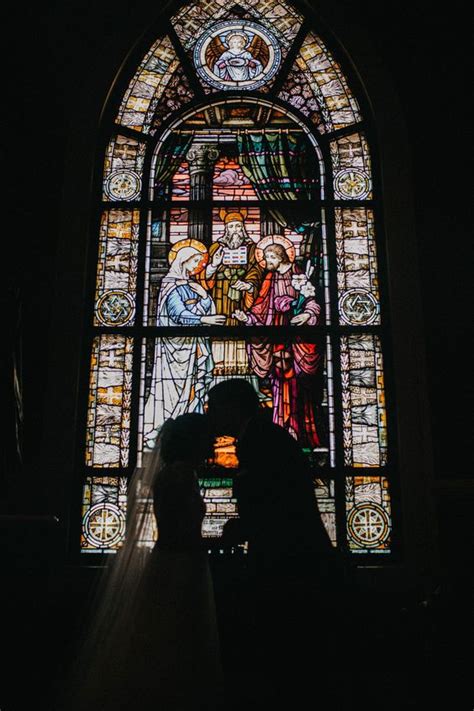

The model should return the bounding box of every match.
[204,209,263,381]
[233,236,324,449]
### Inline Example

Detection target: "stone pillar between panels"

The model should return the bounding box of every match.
[186,144,219,246]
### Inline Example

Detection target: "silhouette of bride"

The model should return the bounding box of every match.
[69,414,222,711]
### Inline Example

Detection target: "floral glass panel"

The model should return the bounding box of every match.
[336,208,380,326]
[81,476,128,553]
[86,335,134,467]
[278,66,325,132]
[102,136,146,200]
[151,66,195,132]
[331,133,373,200]
[340,335,388,467]
[346,476,392,553]
[94,210,140,328]
[279,31,362,134]
[116,35,179,133]
[138,336,333,463]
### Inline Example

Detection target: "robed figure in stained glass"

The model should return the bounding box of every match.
[233,236,323,448]
[143,240,225,449]
[204,209,263,380]
[205,209,262,325]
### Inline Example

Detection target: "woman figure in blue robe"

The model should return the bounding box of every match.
[143,239,225,449]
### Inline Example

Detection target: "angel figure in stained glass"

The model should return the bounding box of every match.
[143,239,225,449]
[208,31,268,82]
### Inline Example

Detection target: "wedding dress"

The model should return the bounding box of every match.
[69,423,222,711]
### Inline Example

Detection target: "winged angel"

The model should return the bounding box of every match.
[207,30,269,82]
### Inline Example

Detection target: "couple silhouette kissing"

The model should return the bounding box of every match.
[69,379,338,711]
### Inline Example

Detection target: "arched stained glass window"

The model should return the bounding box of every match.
[80,0,395,558]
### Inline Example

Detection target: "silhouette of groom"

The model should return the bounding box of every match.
[207,379,338,706]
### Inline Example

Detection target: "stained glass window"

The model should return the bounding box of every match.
[81,0,396,559]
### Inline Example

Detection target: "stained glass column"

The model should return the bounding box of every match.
[186,143,220,245]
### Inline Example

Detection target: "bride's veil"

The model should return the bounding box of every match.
[65,429,168,708]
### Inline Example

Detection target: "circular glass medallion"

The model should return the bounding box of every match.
[83,503,126,548]
[347,502,390,548]
[96,290,135,326]
[194,20,281,91]
[339,289,379,325]
[105,170,141,200]
[334,169,371,199]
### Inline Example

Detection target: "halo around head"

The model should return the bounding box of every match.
[255,235,296,268]
[225,31,249,47]
[168,238,209,275]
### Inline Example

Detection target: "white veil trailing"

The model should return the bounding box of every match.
[65,417,222,711]
[65,444,163,710]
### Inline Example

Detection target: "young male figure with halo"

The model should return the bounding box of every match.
[233,236,324,449]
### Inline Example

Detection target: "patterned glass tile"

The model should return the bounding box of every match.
[102,136,146,200]
[346,476,392,553]
[336,208,380,326]
[81,476,128,553]
[341,335,388,467]
[173,0,303,51]
[330,132,373,200]
[86,335,134,467]
[93,210,140,328]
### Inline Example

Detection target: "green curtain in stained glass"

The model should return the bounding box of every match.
[236,130,318,203]
[155,132,194,197]
[237,130,321,262]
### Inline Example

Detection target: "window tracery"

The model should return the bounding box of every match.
[81,0,394,557]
